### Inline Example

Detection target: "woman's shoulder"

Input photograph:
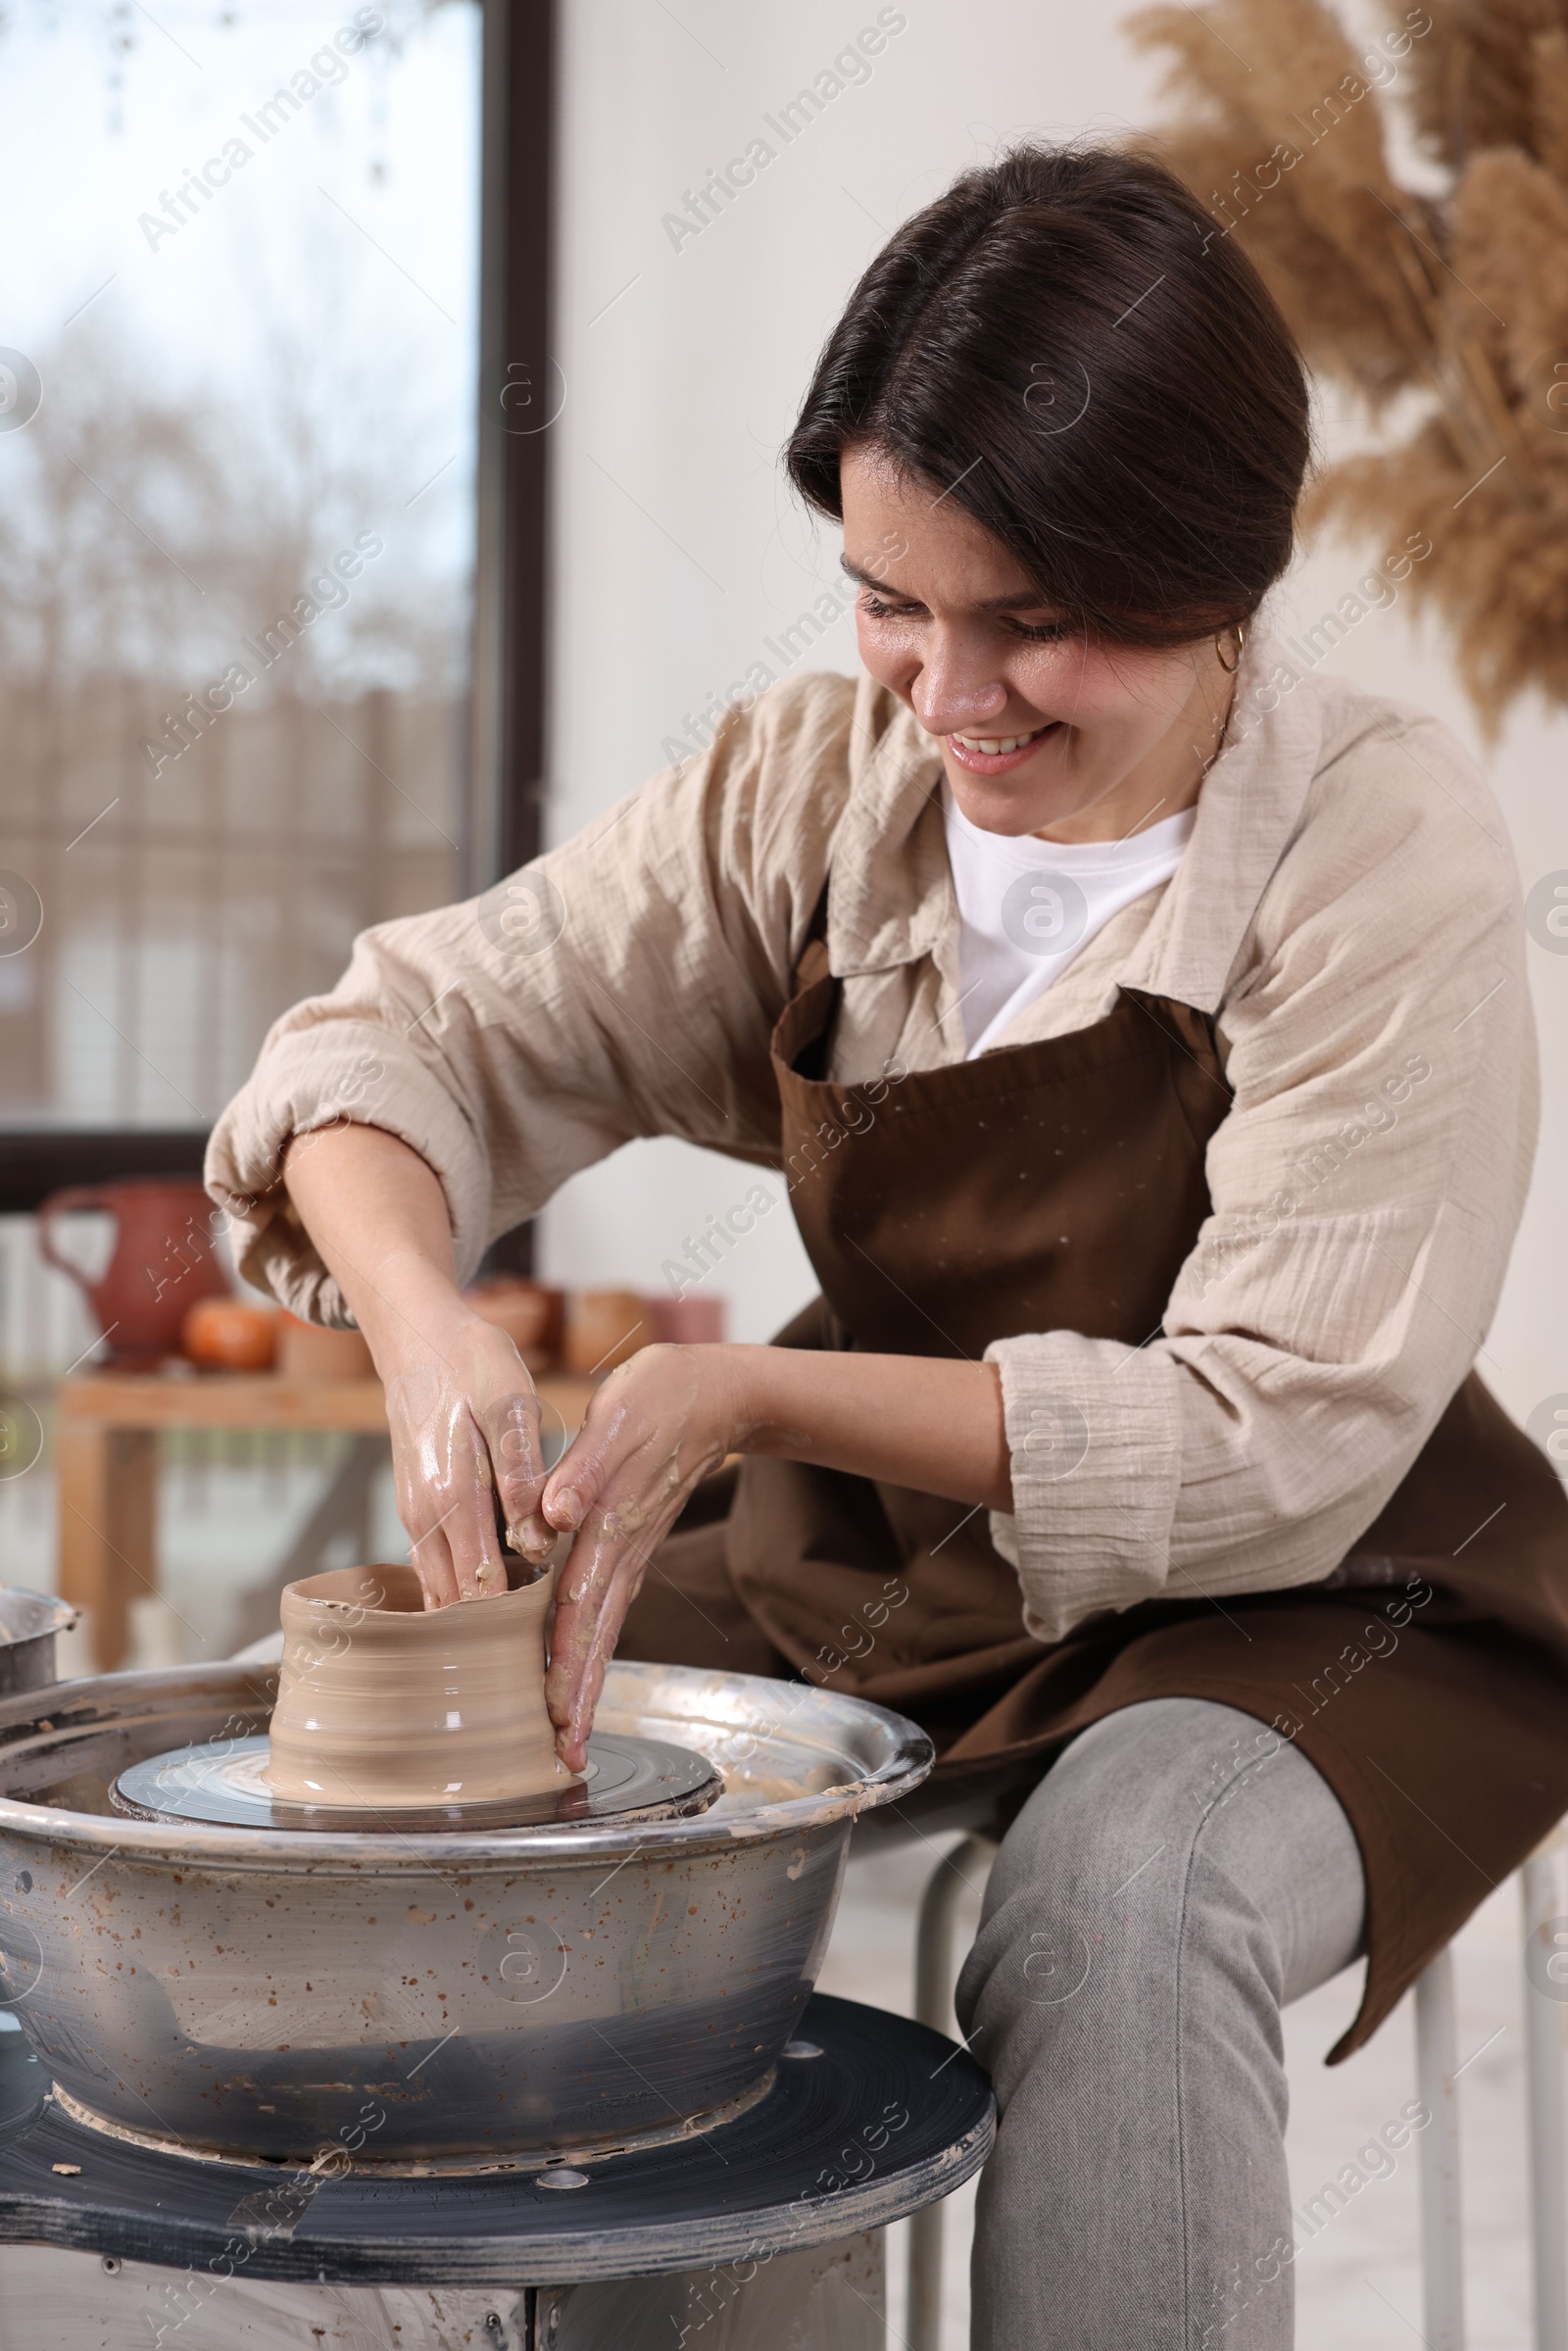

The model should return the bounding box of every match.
[531,670,913,953]
[1218,664,1524,1019]
[1297,669,1513,898]
[1210,670,1531,1110]
[698,666,906,794]
[653,669,912,876]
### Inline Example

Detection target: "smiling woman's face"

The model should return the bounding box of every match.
[841,446,1237,843]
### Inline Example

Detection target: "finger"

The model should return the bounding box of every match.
[408,1509,462,1609]
[386,1365,466,1607]
[559,1645,609,1775]
[541,1390,628,1534]
[443,1407,509,1601]
[545,1529,619,1768]
[543,1527,611,1719]
[559,1560,643,1767]
[546,1517,657,1768]
[474,1385,552,1561]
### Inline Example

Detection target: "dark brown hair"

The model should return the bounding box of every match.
[785,142,1309,646]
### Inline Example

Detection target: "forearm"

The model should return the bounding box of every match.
[281,1124,476,1370]
[732,1345,1013,1512]
[283,1124,560,1592]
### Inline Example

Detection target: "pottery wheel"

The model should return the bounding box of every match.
[110,1733,722,1834]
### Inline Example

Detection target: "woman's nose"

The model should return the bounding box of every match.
[910,640,1010,736]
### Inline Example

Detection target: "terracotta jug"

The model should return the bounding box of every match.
[38,1179,229,1367]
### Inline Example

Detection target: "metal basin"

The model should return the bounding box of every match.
[0,1589,77,1697]
[0,1660,930,2169]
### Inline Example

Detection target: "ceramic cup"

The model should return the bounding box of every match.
[268,1561,573,1809]
[464,1278,566,1371]
[562,1289,648,1376]
[274,1313,376,1383]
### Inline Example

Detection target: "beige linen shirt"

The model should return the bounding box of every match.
[208,639,1535,1644]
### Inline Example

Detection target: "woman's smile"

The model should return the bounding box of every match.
[946,719,1062,775]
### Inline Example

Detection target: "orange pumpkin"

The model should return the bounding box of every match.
[182,1298,278,1372]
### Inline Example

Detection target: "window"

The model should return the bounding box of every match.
[0,0,481,1151]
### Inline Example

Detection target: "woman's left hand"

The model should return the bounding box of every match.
[541,1345,744,1770]
[539,1336,1011,1770]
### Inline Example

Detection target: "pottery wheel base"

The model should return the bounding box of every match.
[45,2070,781,2177]
[0,1996,994,2284]
[110,1733,721,1833]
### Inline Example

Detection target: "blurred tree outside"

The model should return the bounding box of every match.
[0,0,477,1130]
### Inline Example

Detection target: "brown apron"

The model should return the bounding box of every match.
[622,944,1568,2059]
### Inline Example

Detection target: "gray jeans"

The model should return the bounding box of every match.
[954,1697,1367,2350]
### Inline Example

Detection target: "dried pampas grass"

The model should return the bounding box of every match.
[1129,0,1568,730]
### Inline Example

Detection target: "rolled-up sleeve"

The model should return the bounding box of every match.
[984,713,1536,1642]
[205,676,858,1323]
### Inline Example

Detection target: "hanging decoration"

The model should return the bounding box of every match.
[1130,0,1568,730]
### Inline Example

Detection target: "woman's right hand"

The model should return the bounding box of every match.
[380,1315,556,1606]
[280,1124,557,1608]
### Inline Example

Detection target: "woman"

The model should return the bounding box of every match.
[210,145,1568,2347]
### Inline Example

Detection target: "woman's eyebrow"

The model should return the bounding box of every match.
[841,556,1055,613]
[841,557,910,596]
[973,588,1060,613]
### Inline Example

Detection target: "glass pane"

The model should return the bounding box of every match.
[0,0,479,1130]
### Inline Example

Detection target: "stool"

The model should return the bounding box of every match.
[1524,1834,1568,2351]
[908,1833,997,2351]
[908,1828,1568,2351]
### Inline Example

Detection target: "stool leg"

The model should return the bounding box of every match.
[907,1834,996,2351]
[1523,1853,1568,2351]
[1415,1944,1466,2351]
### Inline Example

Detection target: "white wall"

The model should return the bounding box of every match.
[539,1,1568,1427]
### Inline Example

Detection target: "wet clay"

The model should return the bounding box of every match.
[267,1561,576,1809]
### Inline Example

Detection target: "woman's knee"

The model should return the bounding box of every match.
[953,1699,1320,2089]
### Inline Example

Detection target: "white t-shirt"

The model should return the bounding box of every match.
[944,791,1196,1057]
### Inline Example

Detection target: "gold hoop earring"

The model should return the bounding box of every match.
[1215,623,1245,674]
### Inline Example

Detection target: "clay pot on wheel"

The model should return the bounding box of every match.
[268,1561,574,1809]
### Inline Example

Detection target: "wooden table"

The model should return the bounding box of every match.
[55,1372,596,1671]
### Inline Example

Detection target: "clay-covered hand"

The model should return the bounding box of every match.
[541,1344,740,1770]
[383,1316,556,1608]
